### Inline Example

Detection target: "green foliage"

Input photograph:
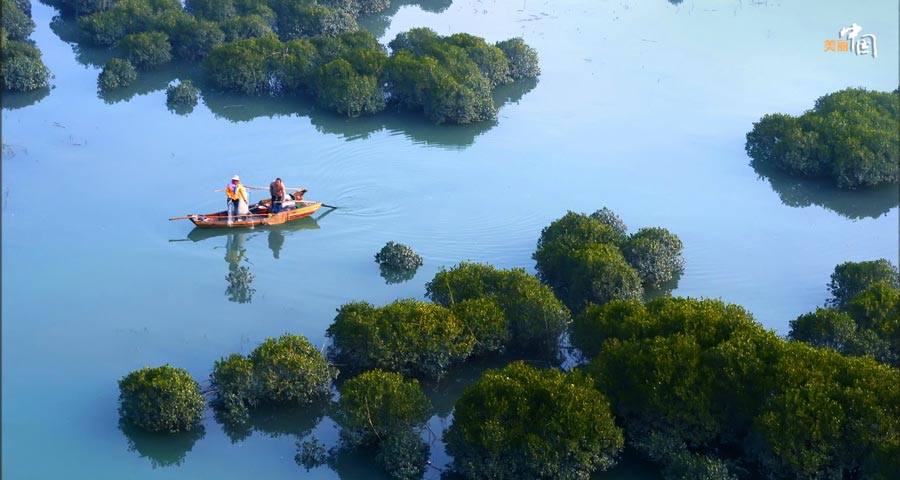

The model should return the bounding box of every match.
[78,0,181,46]
[1,40,50,91]
[791,272,900,365]
[577,294,900,478]
[590,207,628,236]
[2,0,34,41]
[374,241,423,270]
[311,58,384,115]
[220,14,273,42]
[385,28,502,124]
[327,299,475,380]
[582,297,776,447]
[203,34,315,95]
[495,37,540,80]
[751,343,900,478]
[445,361,624,480]
[533,211,641,309]
[425,262,570,356]
[745,88,900,188]
[203,35,279,94]
[622,227,685,288]
[827,258,899,308]
[210,334,337,424]
[277,4,357,41]
[119,31,172,69]
[166,80,199,109]
[333,369,431,447]
[534,210,683,309]
[445,33,510,87]
[295,437,328,471]
[98,57,137,91]
[155,12,225,60]
[209,353,253,423]
[118,365,205,433]
[450,298,508,356]
[185,0,235,22]
[375,429,429,480]
[247,334,338,404]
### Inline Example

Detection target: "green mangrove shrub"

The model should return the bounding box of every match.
[374,241,422,273]
[210,334,337,423]
[425,262,570,357]
[495,37,540,80]
[577,295,900,479]
[166,79,199,109]
[622,227,685,289]
[118,365,205,433]
[119,31,172,69]
[332,369,431,447]
[98,57,137,91]
[827,258,899,308]
[326,299,475,380]
[534,209,684,309]
[745,88,900,189]
[789,260,900,365]
[1,40,51,91]
[445,361,624,480]
[2,0,35,40]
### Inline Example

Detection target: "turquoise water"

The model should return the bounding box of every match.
[2,0,898,478]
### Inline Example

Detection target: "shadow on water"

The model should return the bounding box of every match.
[751,159,899,220]
[217,401,328,444]
[120,421,206,468]
[1,87,51,110]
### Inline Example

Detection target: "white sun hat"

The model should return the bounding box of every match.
[231,175,240,181]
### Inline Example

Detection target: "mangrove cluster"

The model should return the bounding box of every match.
[45,0,539,122]
[374,241,422,284]
[117,213,898,480]
[1,0,52,92]
[789,259,899,366]
[533,208,684,310]
[746,88,900,189]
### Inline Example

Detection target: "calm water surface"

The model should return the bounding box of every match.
[3,0,898,478]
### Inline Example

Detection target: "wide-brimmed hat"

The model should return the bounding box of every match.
[231,175,240,181]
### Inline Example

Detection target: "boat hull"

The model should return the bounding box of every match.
[188,201,323,228]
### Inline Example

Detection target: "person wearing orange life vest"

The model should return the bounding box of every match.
[225,175,248,226]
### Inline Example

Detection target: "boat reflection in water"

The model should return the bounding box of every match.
[177,212,329,303]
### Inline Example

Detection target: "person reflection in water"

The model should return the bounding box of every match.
[268,229,284,259]
[224,233,255,303]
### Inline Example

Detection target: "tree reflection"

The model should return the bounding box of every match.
[215,401,327,444]
[119,420,205,468]
[751,159,899,220]
[1,87,50,110]
[225,233,255,304]
[42,1,541,150]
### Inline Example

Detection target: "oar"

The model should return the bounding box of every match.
[213,186,308,192]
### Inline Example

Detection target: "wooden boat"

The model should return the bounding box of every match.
[183,198,324,229]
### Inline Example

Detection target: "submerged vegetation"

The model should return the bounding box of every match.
[1,0,51,92]
[43,0,540,122]
[374,241,422,283]
[746,88,900,189]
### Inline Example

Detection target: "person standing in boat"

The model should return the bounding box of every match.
[226,175,248,225]
[269,177,286,214]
